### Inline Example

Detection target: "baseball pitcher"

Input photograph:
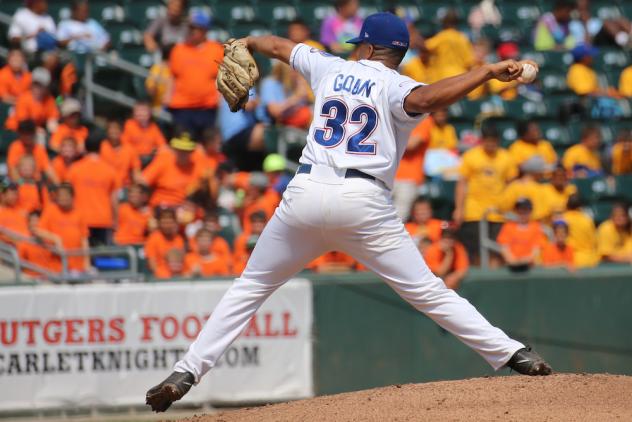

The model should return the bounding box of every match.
[147,12,552,412]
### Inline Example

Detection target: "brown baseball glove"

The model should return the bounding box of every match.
[216,38,259,112]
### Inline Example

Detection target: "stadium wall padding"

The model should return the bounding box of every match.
[309,267,632,395]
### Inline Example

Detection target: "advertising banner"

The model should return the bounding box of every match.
[0,280,313,410]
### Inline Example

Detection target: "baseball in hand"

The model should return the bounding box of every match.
[521,63,537,83]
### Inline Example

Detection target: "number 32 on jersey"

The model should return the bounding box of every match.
[313,98,378,155]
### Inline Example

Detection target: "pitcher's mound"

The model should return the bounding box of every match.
[184,374,632,422]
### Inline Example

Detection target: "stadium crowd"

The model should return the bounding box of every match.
[1,0,631,286]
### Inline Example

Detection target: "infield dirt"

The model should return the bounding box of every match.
[181,373,632,421]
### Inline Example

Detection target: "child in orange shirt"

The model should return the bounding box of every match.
[49,98,89,151]
[0,180,29,242]
[52,137,79,182]
[187,210,232,262]
[114,184,151,245]
[144,207,185,273]
[101,119,142,186]
[0,49,31,105]
[192,127,226,176]
[497,198,547,271]
[18,210,62,277]
[186,228,231,277]
[15,155,49,213]
[405,197,444,244]
[540,220,574,271]
[154,248,193,279]
[37,183,90,272]
[7,119,57,183]
[122,101,167,162]
[424,223,469,289]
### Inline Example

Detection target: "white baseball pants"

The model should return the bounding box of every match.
[174,166,524,382]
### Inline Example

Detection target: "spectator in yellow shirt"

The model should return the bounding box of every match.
[597,203,632,264]
[611,129,632,175]
[619,65,632,97]
[562,125,603,178]
[541,165,577,217]
[401,49,432,83]
[508,120,557,169]
[454,125,517,265]
[562,194,599,268]
[422,9,474,82]
[145,45,173,115]
[566,44,605,96]
[427,109,458,151]
[501,156,552,221]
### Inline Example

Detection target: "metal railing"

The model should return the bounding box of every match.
[82,51,172,123]
[478,213,503,269]
[0,229,142,284]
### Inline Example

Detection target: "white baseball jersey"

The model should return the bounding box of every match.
[289,43,425,189]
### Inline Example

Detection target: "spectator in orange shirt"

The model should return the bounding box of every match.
[497,198,547,271]
[7,119,57,183]
[37,183,90,272]
[240,172,278,235]
[51,137,79,182]
[187,210,232,262]
[233,211,267,275]
[49,98,88,151]
[114,184,151,245]
[394,116,430,220]
[18,210,62,277]
[168,11,223,139]
[540,220,574,271]
[141,133,206,207]
[192,127,225,176]
[0,180,29,242]
[424,223,469,289]
[186,228,231,277]
[154,248,193,279]
[145,207,185,273]
[309,252,357,273]
[121,101,167,162]
[66,135,120,246]
[0,49,31,105]
[101,119,142,186]
[405,197,444,245]
[15,155,48,213]
[5,67,59,132]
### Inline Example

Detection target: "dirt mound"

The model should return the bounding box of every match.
[183,374,632,422]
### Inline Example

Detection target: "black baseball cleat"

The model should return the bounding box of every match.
[146,371,195,412]
[506,347,553,376]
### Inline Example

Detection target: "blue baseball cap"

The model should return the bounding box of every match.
[571,44,598,62]
[190,11,211,29]
[347,12,409,51]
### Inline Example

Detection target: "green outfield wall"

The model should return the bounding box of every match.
[308,266,632,395]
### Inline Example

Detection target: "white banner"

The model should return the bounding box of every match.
[0,280,313,410]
